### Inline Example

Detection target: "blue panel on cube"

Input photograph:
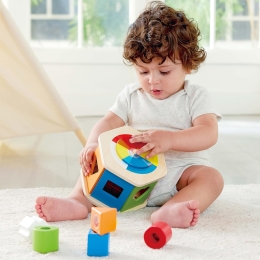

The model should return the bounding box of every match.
[91,169,134,211]
[87,229,110,257]
[127,164,156,174]
[123,155,151,168]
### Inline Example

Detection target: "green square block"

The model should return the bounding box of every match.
[33,226,59,254]
[120,181,157,212]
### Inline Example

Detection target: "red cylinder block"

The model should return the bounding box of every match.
[144,222,172,249]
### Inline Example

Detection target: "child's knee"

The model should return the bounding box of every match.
[208,167,224,192]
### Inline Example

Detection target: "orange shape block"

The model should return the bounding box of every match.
[91,207,117,235]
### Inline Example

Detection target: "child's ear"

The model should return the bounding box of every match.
[183,65,191,75]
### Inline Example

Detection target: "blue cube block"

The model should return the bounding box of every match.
[87,229,110,257]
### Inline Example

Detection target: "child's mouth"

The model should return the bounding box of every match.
[151,89,162,95]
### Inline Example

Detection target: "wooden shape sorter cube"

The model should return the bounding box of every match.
[91,207,117,235]
[81,126,167,212]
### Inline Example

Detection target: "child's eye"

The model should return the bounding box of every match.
[139,71,148,75]
[160,71,170,75]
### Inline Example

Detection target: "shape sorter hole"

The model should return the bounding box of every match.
[152,233,160,242]
[40,227,51,230]
[103,180,123,198]
[133,187,150,200]
[91,159,99,175]
[93,215,99,228]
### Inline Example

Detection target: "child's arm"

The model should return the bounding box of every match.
[130,113,218,159]
[80,111,125,175]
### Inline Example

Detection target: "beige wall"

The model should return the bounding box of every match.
[34,49,260,116]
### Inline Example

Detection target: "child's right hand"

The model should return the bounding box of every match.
[79,143,98,176]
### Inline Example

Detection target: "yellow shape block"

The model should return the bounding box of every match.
[91,207,117,235]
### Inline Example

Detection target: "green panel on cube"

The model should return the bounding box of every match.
[120,181,157,212]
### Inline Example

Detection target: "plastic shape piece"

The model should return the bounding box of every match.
[87,229,110,257]
[91,207,117,235]
[19,216,48,241]
[33,226,59,254]
[144,222,172,249]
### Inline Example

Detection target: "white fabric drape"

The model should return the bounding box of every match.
[0,1,86,145]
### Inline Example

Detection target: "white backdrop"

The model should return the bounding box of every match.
[4,0,260,116]
[35,48,260,116]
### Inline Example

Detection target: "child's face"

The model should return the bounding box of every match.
[134,57,188,100]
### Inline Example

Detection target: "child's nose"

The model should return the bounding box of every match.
[148,73,159,85]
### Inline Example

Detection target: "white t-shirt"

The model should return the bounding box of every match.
[109,80,222,199]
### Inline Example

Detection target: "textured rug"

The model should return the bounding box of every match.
[1,185,260,260]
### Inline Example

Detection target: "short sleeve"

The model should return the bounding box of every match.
[109,86,130,124]
[186,85,222,122]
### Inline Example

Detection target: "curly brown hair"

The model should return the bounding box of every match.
[123,1,206,72]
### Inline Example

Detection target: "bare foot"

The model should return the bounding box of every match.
[150,200,200,228]
[35,197,89,222]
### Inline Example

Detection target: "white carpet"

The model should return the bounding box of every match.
[1,185,260,259]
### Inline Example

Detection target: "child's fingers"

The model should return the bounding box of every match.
[79,149,92,172]
[130,132,148,143]
[136,143,155,157]
[145,149,157,159]
[82,167,88,176]
[81,159,92,176]
[79,149,87,165]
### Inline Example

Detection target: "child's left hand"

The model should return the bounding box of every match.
[129,130,172,158]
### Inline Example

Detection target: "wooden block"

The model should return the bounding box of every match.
[19,216,48,241]
[87,229,109,257]
[144,222,172,249]
[91,207,117,235]
[33,226,59,254]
